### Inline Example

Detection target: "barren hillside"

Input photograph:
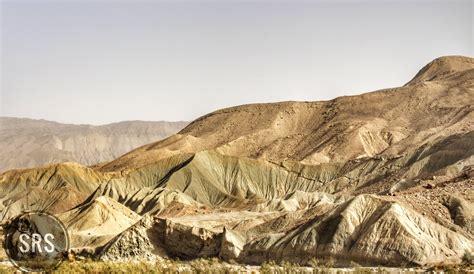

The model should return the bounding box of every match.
[101,56,473,172]
[0,56,473,268]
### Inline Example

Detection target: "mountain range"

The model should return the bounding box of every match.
[0,118,188,172]
[0,56,473,268]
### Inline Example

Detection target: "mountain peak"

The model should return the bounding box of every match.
[406,55,474,85]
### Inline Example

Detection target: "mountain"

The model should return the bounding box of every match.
[0,56,473,268]
[100,55,473,171]
[0,118,188,171]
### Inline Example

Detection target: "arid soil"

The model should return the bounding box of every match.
[0,56,473,268]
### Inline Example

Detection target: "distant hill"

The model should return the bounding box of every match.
[0,118,188,171]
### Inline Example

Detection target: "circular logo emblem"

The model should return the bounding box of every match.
[3,211,69,272]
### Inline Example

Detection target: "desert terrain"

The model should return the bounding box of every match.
[0,56,473,272]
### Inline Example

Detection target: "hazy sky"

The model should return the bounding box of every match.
[1,0,472,125]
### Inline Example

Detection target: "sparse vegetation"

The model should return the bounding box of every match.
[260,260,307,274]
[463,250,473,265]
[50,258,257,274]
[324,257,336,268]
[0,258,473,273]
[308,257,320,267]
[260,260,277,273]
[350,261,362,268]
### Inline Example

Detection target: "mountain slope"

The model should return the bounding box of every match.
[59,195,141,251]
[101,56,473,172]
[0,118,188,171]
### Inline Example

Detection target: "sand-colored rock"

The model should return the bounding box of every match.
[447,195,474,235]
[98,215,156,261]
[241,194,473,266]
[59,196,141,252]
[0,162,105,221]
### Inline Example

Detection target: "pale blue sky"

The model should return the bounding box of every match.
[1,0,473,125]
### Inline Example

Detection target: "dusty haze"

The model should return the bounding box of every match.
[0,117,187,172]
